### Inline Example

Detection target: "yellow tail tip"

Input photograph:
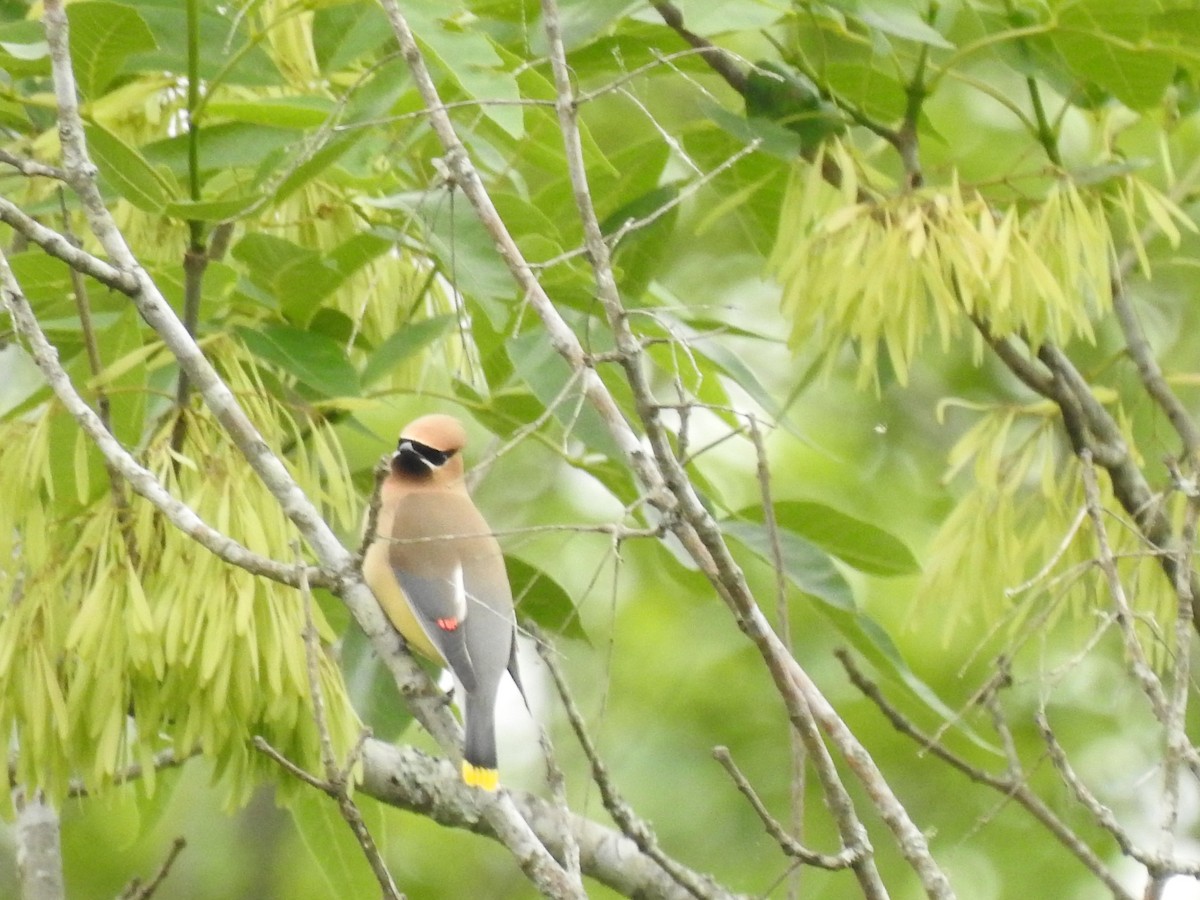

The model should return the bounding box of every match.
[462,761,499,791]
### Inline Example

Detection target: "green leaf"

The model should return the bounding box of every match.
[0,19,48,62]
[339,625,415,743]
[204,98,335,129]
[362,315,456,387]
[1053,0,1175,110]
[855,1,954,49]
[507,329,625,460]
[656,310,806,440]
[403,0,524,137]
[601,184,680,300]
[271,131,367,204]
[129,4,281,87]
[93,307,148,448]
[163,196,259,222]
[364,190,515,329]
[0,345,49,421]
[313,3,394,70]
[236,324,360,399]
[67,1,155,98]
[231,234,312,284]
[290,790,383,898]
[721,519,856,611]
[818,604,985,750]
[507,556,588,642]
[142,123,298,179]
[736,501,920,577]
[327,232,393,282]
[551,0,640,50]
[703,99,806,160]
[231,233,389,325]
[745,62,847,153]
[85,124,175,213]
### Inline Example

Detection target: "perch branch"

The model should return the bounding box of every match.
[359,739,743,900]
[377,0,952,893]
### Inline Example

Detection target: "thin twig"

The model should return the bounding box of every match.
[0,247,321,589]
[118,837,187,900]
[837,650,1137,900]
[535,632,726,899]
[0,196,137,293]
[59,749,198,798]
[293,547,403,900]
[712,746,860,870]
[1035,711,1200,880]
[746,415,808,897]
[539,726,582,886]
[41,0,462,766]
[0,149,66,180]
[1078,453,1172,719]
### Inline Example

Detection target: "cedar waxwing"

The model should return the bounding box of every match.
[363,414,524,790]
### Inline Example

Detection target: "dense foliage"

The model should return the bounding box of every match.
[3,1,1200,898]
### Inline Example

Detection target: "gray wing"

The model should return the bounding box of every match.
[392,564,478,692]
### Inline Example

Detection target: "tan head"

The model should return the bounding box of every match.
[392,414,469,483]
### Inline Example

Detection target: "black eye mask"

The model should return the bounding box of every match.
[394,438,457,476]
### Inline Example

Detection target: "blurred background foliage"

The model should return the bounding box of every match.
[2,0,1200,897]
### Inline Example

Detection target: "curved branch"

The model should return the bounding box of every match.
[38,0,462,786]
[359,740,732,900]
[539,2,945,895]
[972,312,1200,635]
[1111,276,1200,459]
[0,250,320,589]
[0,197,137,293]
[649,1,747,95]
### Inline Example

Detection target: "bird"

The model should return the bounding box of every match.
[362,413,524,791]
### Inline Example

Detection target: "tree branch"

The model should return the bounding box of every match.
[539,1,941,894]
[536,633,727,900]
[117,837,186,900]
[359,739,735,900]
[712,746,862,871]
[12,791,64,900]
[0,248,323,589]
[837,650,1137,900]
[39,0,462,769]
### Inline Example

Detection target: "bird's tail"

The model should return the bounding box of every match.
[462,690,499,791]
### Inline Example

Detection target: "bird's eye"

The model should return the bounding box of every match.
[396,439,456,468]
[422,447,455,466]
